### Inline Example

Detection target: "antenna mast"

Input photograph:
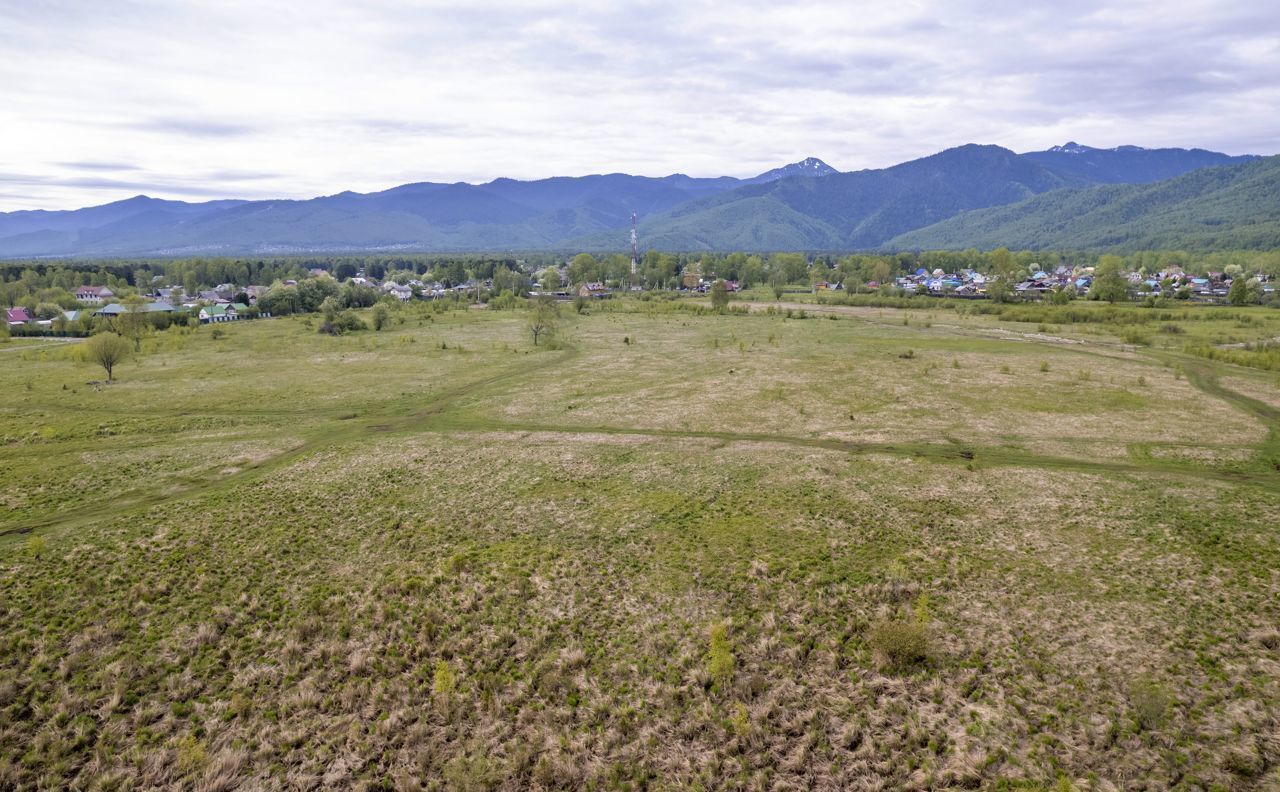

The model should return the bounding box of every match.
[630,212,638,275]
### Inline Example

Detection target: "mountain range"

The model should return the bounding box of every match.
[0,144,1268,257]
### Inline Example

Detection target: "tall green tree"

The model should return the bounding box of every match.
[768,268,787,301]
[567,253,599,285]
[709,279,729,311]
[115,294,151,352]
[1089,255,1129,303]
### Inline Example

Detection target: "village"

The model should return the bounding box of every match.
[4,259,1275,334]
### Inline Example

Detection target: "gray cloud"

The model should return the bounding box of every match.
[127,119,259,138]
[0,0,1277,210]
[55,161,144,172]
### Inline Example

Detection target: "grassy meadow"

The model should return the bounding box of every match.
[3,298,1280,790]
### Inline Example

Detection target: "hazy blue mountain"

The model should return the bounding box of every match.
[0,196,245,247]
[575,144,1073,250]
[0,146,1265,257]
[885,155,1280,251]
[0,161,825,256]
[1021,142,1258,185]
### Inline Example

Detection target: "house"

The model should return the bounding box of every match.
[75,285,114,305]
[200,304,230,322]
[198,290,230,304]
[578,282,608,298]
[383,282,413,301]
[6,307,32,325]
[96,302,174,317]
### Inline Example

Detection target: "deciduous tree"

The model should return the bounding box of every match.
[1089,255,1129,303]
[710,279,729,311]
[83,332,131,381]
[529,295,559,346]
[115,294,151,351]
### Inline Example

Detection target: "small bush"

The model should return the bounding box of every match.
[432,660,456,699]
[175,735,208,775]
[1119,328,1151,346]
[1130,678,1170,730]
[868,617,929,669]
[707,623,734,693]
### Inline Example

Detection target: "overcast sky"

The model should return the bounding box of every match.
[1,0,1277,211]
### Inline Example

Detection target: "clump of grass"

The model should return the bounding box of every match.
[899,349,914,359]
[25,535,47,556]
[707,623,734,693]
[1000,363,1011,374]
[1039,361,1050,373]
[1076,369,1092,381]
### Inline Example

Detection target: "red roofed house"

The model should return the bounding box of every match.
[6,307,32,325]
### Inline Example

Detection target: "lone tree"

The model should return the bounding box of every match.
[1089,255,1129,303]
[115,294,151,351]
[83,332,132,381]
[1227,276,1259,306]
[529,295,560,346]
[371,302,391,331]
[710,279,730,311]
[768,268,787,301]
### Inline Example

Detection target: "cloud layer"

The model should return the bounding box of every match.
[1,0,1277,210]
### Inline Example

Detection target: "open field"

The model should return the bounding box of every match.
[3,299,1280,790]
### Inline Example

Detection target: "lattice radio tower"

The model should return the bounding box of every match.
[630,212,638,275]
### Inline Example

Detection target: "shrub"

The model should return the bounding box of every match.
[1119,327,1151,346]
[707,623,734,692]
[1130,678,1170,730]
[175,735,208,776]
[432,660,456,699]
[868,616,929,669]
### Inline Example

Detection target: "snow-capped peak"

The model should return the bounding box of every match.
[1047,142,1150,154]
[749,157,838,183]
